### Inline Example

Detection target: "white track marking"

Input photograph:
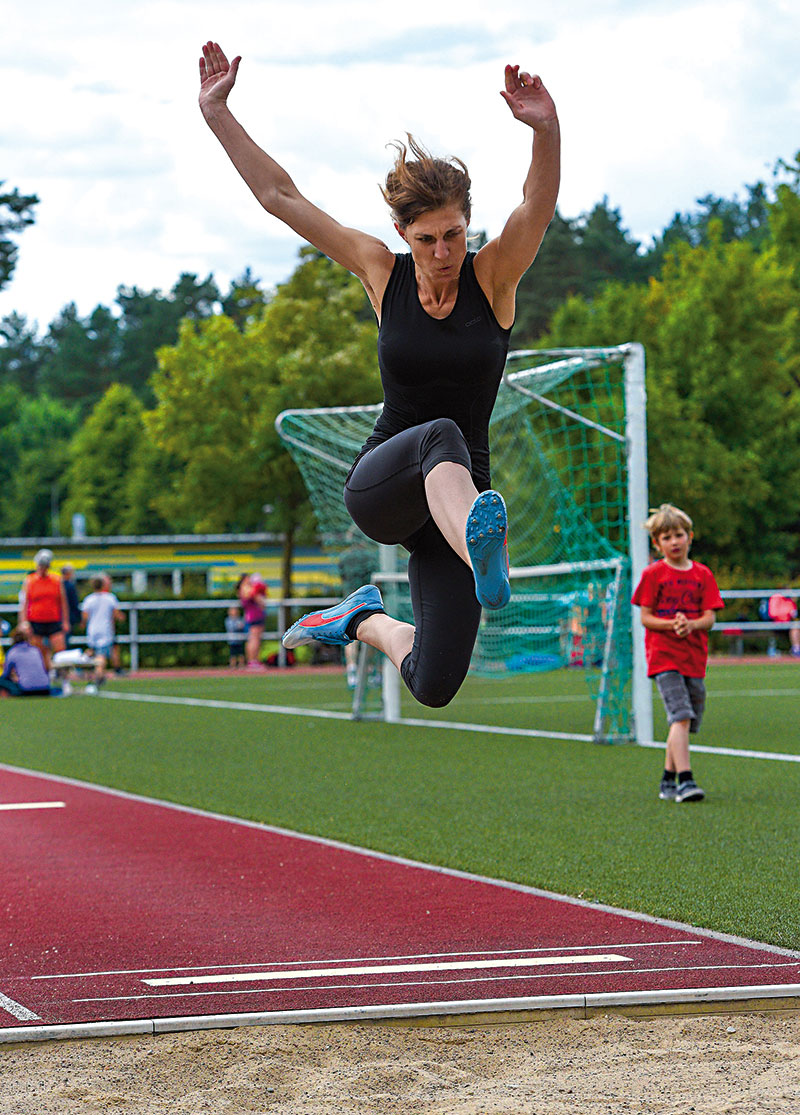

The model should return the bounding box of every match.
[29,940,702,981]
[145,953,632,987]
[97,689,800,760]
[637,740,800,763]
[0,991,40,1021]
[74,960,800,1005]
[0,801,65,812]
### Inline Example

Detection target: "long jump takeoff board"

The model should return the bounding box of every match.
[1,763,799,1040]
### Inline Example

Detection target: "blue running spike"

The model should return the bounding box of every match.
[283,585,384,649]
[466,491,510,609]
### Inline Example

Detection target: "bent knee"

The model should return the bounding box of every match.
[401,660,462,708]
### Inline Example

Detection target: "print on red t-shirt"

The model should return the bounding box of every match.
[632,560,724,677]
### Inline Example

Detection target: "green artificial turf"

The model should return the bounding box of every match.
[1,661,798,949]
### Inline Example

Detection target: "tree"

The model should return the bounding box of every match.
[147,249,381,595]
[0,384,79,537]
[220,267,271,330]
[38,303,121,412]
[61,383,173,535]
[542,223,800,575]
[514,201,646,342]
[0,311,44,391]
[644,183,773,274]
[0,182,39,290]
[115,272,220,401]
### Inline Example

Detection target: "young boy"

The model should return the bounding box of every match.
[632,504,724,803]
[224,605,247,668]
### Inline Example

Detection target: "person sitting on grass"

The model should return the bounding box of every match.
[0,625,59,698]
[632,503,724,804]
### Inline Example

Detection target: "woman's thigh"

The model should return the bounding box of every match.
[344,420,471,545]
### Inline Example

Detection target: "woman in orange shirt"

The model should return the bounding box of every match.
[19,549,69,670]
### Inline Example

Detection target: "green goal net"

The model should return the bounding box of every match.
[276,345,651,744]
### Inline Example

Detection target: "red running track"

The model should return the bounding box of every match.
[1,763,799,1038]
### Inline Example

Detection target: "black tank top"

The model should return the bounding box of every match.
[362,251,512,490]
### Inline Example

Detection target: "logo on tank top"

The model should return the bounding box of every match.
[465,316,482,328]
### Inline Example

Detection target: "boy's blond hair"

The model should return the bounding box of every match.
[644,503,693,542]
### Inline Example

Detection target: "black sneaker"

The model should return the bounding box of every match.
[659,778,678,801]
[675,778,705,803]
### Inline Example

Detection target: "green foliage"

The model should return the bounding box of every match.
[61,383,173,535]
[0,311,43,390]
[0,384,79,536]
[147,249,380,589]
[0,182,38,290]
[35,274,221,414]
[220,266,271,330]
[514,201,647,341]
[543,221,800,574]
[114,273,220,401]
[38,302,121,412]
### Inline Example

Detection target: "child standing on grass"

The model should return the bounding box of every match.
[632,504,724,803]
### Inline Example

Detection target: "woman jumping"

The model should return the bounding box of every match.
[199,42,560,707]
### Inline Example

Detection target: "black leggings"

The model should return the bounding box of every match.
[343,418,481,708]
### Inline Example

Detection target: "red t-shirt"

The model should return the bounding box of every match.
[632,560,724,677]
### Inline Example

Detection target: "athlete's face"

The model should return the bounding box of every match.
[397,205,468,283]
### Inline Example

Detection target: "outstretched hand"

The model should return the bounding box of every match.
[500,64,557,131]
[199,41,241,112]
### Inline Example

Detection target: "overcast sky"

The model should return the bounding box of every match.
[3,0,799,333]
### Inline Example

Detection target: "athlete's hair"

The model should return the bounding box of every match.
[381,134,471,229]
[644,503,693,541]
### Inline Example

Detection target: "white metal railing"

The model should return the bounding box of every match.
[0,596,338,671]
[1,588,798,669]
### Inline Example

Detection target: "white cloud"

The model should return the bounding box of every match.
[2,0,799,329]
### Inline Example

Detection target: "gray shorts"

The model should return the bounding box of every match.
[654,671,706,733]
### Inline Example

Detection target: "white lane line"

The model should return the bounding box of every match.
[28,940,702,982]
[97,690,595,742]
[145,954,632,987]
[637,740,800,763]
[0,991,40,1021]
[97,690,800,760]
[75,960,800,1006]
[0,801,65,812]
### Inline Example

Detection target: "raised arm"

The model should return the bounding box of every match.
[198,43,393,308]
[474,64,561,327]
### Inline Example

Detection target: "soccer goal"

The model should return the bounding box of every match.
[276,344,652,745]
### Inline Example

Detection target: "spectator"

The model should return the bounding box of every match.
[237,573,268,670]
[18,549,69,670]
[768,592,800,658]
[225,605,247,668]
[0,626,58,697]
[101,573,126,675]
[81,575,124,693]
[60,564,82,648]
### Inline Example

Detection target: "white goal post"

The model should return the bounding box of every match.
[277,343,653,746]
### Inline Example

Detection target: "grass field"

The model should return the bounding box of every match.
[1,659,799,952]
